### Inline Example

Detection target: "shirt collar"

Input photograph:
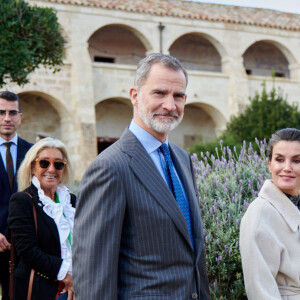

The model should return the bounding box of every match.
[0,133,18,146]
[129,120,168,154]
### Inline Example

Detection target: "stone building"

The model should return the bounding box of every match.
[6,0,300,179]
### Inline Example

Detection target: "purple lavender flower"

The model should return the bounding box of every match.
[213,280,218,290]
[228,213,231,221]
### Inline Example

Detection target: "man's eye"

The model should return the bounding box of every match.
[10,111,18,116]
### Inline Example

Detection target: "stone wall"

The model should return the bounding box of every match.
[6,0,300,179]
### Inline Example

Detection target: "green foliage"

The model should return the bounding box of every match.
[191,140,270,299]
[222,83,300,143]
[0,0,65,87]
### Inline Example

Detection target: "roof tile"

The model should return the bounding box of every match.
[32,0,300,31]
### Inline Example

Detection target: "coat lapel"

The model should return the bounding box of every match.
[28,185,61,248]
[120,129,193,250]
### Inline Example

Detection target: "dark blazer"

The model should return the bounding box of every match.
[73,128,210,300]
[8,184,76,300]
[0,137,32,236]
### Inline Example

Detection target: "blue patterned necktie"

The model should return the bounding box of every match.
[160,143,193,244]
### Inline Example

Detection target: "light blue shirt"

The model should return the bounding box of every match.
[0,134,18,174]
[128,120,187,193]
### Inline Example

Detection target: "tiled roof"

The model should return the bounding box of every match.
[35,0,300,31]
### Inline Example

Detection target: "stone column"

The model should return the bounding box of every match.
[289,62,300,80]
[69,41,97,180]
[222,55,249,117]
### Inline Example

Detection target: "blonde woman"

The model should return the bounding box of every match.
[8,137,75,300]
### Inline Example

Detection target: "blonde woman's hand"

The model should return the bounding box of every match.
[61,273,75,300]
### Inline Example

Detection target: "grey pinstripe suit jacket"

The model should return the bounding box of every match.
[73,128,210,300]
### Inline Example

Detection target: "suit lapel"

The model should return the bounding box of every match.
[120,129,193,250]
[16,137,28,170]
[0,151,10,187]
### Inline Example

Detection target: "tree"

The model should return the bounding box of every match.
[222,83,300,143]
[0,0,66,87]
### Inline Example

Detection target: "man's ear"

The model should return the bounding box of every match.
[130,87,139,107]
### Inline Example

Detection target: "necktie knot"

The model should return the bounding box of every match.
[160,143,171,160]
[4,142,13,149]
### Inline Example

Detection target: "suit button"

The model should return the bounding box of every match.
[192,293,198,299]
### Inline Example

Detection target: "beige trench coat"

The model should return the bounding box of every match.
[240,179,300,300]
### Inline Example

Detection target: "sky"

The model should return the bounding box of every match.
[190,0,300,14]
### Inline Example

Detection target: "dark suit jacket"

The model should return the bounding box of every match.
[0,137,32,236]
[73,128,210,300]
[8,184,76,300]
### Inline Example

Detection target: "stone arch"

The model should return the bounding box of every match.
[169,33,226,72]
[169,103,226,148]
[87,24,151,65]
[95,97,132,152]
[242,40,294,78]
[17,91,69,143]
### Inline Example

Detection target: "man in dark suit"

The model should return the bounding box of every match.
[0,91,32,300]
[73,53,210,299]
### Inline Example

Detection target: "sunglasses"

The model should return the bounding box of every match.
[35,159,66,170]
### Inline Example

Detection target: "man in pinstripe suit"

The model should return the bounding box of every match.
[73,53,210,299]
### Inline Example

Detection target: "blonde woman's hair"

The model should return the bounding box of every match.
[17,137,73,191]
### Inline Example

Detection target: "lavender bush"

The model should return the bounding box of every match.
[191,139,270,299]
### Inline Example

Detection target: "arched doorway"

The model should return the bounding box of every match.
[169,103,222,149]
[18,92,62,143]
[95,98,132,153]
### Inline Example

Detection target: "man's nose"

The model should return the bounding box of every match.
[3,112,12,121]
[162,96,176,111]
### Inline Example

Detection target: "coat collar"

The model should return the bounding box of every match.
[259,179,300,232]
[119,128,200,253]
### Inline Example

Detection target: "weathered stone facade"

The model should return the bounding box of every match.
[6,0,300,179]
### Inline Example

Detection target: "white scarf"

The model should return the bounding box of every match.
[31,176,74,271]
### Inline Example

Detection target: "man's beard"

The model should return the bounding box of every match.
[138,97,183,133]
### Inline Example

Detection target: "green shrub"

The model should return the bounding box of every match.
[221,83,300,143]
[191,140,271,299]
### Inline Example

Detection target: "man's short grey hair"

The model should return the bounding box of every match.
[134,53,188,89]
